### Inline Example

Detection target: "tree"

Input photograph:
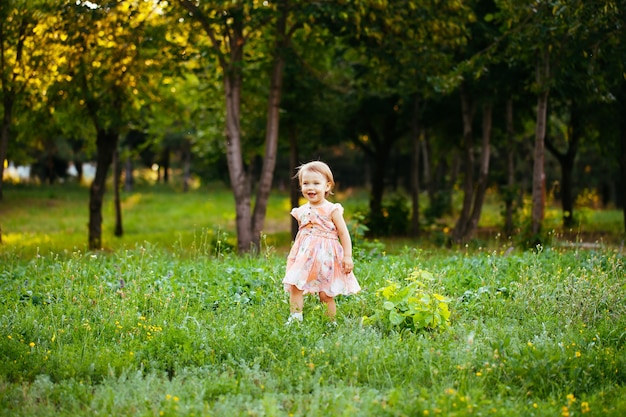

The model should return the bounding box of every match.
[0,0,58,201]
[544,100,582,228]
[452,88,494,243]
[593,1,626,233]
[333,0,473,236]
[494,0,602,239]
[173,0,308,253]
[52,0,169,249]
[441,0,500,243]
[502,98,518,236]
[534,0,622,230]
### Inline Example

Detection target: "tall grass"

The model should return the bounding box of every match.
[1,184,625,416]
[1,238,625,416]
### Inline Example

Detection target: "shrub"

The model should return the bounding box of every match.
[363,194,411,237]
[363,268,451,333]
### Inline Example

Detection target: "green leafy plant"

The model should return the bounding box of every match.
[364,269,451,333]
[349,211,386,259]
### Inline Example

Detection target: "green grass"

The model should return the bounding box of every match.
[1,184,626,416]
[2,183,623,259]
[0,183,295,256]
[1,242,625,416]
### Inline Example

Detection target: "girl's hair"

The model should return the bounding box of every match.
[295,161,335,196]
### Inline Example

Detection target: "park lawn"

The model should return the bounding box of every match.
[2,183,624,258]
[1,184,626,416]
[0,183,295,256]
[0,242,625,416]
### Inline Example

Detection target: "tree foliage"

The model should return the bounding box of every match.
[1,0,625,249]
[0,0,62,199]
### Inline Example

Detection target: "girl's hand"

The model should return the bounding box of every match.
[342,256,354,274]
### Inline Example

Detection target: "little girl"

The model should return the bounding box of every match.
[283,161,361,324]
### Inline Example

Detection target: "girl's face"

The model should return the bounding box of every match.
[300,170,331,206]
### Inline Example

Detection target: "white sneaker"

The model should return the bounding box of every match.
[286,313,303,325]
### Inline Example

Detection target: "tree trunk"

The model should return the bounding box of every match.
[421,132,433,203]
[289,124,300,240]
[75,161,84,184]
[252,3,287,248]
[113,147,123,237]
[368,133,392,221]
[465,101,493,238]
[46,151,55,184]
[453,87,475,242]
[182,140,191,193]
[504,98,516,235]
[409,95,421,237]
[560,154,575,228]
[0,12,27,201]
[351,98,400,231]
[88,128,119,250]
[545,101,581,229]
[363,115,398,225]
[619,82,626,234]
[0,98,13,201]
[223,16,254,254]
[531,49,550,237]
[161,148,170,184]
[177,0,295,253]
[174,0,253,250]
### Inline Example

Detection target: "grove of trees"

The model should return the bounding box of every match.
[1,0,625,252]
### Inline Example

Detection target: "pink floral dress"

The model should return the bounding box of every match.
[283,201,361,297]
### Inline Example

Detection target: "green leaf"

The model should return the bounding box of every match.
[438,303,451,322]
[394,286,412,302]
[389,310,404,325]
[383,301,396,310]
[380,284,398,300]
[412,311,430,329]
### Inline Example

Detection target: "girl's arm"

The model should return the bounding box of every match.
[331,208,354,274]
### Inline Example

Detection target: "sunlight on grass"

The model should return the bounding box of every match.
[281,198,293,212]
[121,193,143,209]
[2,232,54,246]
[1,184,624,258]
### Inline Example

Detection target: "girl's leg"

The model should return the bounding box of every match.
[289,286,304,313]
[287,286,304,324]
[319,291,336,320]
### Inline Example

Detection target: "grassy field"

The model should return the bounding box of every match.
[1,183,624,256]
[0,183,296,256]
[1,184,626,416]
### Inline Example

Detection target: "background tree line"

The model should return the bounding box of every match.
[1,0,624,252]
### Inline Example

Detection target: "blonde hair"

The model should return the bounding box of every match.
[295,161,335,196]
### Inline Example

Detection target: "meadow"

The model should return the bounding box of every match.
[1,184,625,416]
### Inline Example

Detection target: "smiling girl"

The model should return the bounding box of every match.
[283,161,361,324]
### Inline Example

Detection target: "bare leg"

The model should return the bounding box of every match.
[289,286,304,313]
[319,291,336,320]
